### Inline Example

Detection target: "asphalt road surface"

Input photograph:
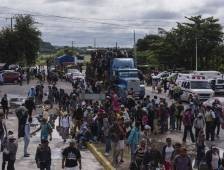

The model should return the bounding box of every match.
[0,80,103,170]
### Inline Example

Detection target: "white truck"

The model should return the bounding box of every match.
[180,75,214,102]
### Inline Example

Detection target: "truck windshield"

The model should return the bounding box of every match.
[217,79,224,84]
[118,71,138,78]
[190,81,211,89]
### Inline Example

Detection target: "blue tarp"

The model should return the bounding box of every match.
[56,55,75,64]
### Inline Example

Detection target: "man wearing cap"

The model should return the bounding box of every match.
[62,139,82,170]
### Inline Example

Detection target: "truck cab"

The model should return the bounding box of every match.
[110,58,145,98]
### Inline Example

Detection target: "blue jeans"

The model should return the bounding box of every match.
[105,136,111,153]
[130,143,137,161]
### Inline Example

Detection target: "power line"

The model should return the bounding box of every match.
[0,6,177,29]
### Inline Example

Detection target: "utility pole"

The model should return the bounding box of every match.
[195,37,198,71]
[133,30,137,65]
[6,17,15,31]
[72,41,75,52]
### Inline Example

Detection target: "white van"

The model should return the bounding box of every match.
[193,71,223,80]
[175,73,192,86]
[180,79,214,102]
[210,78,224,94]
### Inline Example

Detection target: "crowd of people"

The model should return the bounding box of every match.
[1,63,224,170]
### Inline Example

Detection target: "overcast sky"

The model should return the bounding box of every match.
[0,0,224,47]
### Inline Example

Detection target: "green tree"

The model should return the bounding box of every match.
[14,15,41,65]
[0,28,21,64]
[136,15,224,70]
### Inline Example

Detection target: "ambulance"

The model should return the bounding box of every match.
[180,75,214,102]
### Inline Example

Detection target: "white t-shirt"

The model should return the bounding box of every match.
[165,146,174,161]
[60,116,70,128]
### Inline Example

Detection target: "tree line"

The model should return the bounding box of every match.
[136,15,224,71]
[0,15,41,66]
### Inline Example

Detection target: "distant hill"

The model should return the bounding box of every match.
[40,41,55,53]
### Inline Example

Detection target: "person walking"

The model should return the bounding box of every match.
[15,105,28,139]
[182,107,195,143]
[117,117,126,163]
[205,146,221,170]
[62,139,82,170]
[2,132,18,170]
[195,131,206,169]
[175,101,184,131]
[143,142,163,169]
[130,139,146,170]
[173,147,192,170]
[1,94,9,119]
[193,113,205,140]
[24,116,32,157]
[35,139,51,170]
[109,120,120,166]
[162,138,174,170]
[128,122,140,162]
[102,114,111,156]
[205,106,216,141]
[59,110,70,143]
[0,114,7,151]
[33,118,52,142]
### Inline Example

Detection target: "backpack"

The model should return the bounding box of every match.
[36,145,51,162]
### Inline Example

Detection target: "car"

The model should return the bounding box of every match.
[71,72,84,81]
[0,70,20,84]
[0,94,26,109]
[8,64,19,70]
[8,94,27,108]
[64,69,81,81]
[152,71,170,81]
